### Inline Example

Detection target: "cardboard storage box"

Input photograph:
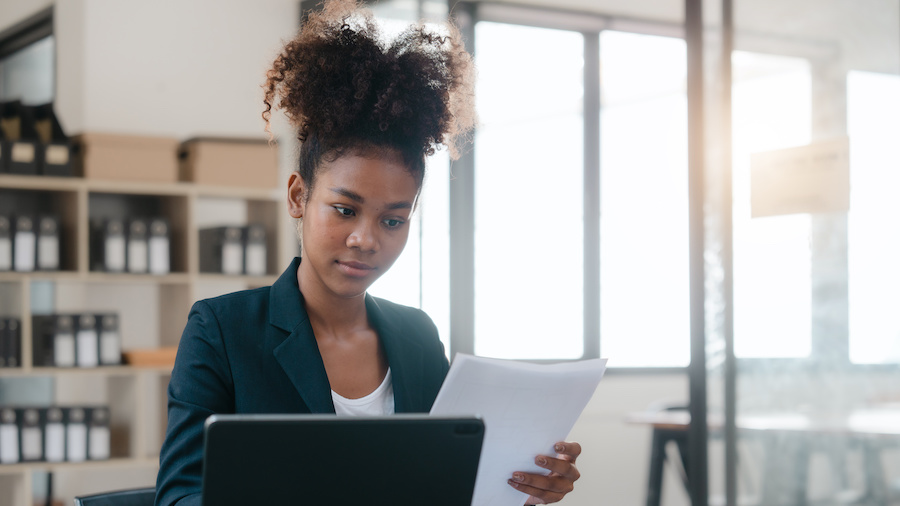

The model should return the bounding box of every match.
[179,137,278,188]
[74,133,179,182]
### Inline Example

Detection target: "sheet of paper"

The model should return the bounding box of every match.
[430,354,607,506]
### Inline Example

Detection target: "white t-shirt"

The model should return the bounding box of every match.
[331,368,395,416]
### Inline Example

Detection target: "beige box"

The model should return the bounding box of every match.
[179,137,279,188]
[75,132,180,182]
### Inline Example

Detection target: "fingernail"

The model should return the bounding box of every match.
[513,473,525,482]
[555,443,565,453]
[536,456,547,466]
[508,479,519,488]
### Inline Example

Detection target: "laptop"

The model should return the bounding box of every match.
[201,414,484,506]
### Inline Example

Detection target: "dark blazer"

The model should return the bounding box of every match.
[155,258,450,506]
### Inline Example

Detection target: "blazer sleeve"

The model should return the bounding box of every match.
[155,301,236,506]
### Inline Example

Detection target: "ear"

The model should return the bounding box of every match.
[287,172,305,219]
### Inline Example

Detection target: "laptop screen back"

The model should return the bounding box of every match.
[202,414,484,506]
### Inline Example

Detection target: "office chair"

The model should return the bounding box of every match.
[73,487,155,506]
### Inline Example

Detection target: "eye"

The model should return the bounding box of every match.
[334,206,355,217]
[383,218,405,229]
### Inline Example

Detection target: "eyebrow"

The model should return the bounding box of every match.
[330,187,414,210]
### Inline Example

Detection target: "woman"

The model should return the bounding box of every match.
[155,1,581,504]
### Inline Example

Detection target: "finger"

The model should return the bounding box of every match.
[507,476,568,504]
[534,455,581,481]
[553,441,582,461]
[509,471,575,496]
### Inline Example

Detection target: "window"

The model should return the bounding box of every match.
[847,70,900,364]
[473,22,585,360]
[0,9,54,104]
[599,31,690,367]
[731,51,813,358]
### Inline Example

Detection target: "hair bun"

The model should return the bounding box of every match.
[263,0,476,161]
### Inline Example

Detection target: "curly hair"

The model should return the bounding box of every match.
[263,0,476,192]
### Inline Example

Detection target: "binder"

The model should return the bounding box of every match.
[127,219,149,273]
[42,407,66,462]
[97,313,122,366]
[17,407,42,462]
[0,100,40,175]
[76,314,99,368]
[0,215,11,271]
[6,318,20,368]
[36,215,60,271]
[0,319,7,368]
[0,407,19,464]
[90,218,126,272]
[199,226,243,275]
[87,406,111,460]
[244,224,267,276]
[148,218,170,275]
[32,103,75,177]
[32,314,76,368]
[64,407,88,462]
[13,215,36,272]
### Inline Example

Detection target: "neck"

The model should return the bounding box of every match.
[296,261,369,338]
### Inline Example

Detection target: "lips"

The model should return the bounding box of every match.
[336,260,376,278]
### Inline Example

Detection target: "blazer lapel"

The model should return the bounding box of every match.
[366,295,425,413]
[269,258,335,414]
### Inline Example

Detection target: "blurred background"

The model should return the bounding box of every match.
[1,0,898,504]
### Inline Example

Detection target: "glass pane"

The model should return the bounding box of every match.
[847,71,900,364]
[708,1,900,504]
[473,22,584,359]
[368,151,451,354]
[363,1,451,355]
[732,51,812,358]
[599,30,690,368]
[0,35,54,104]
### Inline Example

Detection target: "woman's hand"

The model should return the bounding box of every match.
[508,441,582,505]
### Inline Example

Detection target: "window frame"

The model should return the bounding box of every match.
[449,2,691,368]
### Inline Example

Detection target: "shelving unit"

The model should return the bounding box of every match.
[0,173,288,506]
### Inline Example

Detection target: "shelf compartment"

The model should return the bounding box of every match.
[88,192,189,275]
[0,187,80,273]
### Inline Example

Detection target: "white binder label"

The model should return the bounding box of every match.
[12,142,35,163]
[222,243,243,275]
[0,424,19,463]
[0,237,11,270]
[100,330,122,365]
[89,426,111,460]
[21,426,42,460]
[245,243,266,276]
[45,145,70,165]
[13,230,35,272]
[38,235,59,270]
[55,332,76,367]
[77,330,99,368]
[128,239,148,273]
[149,236,170,274]
[45,423,66,462]
[66,424,87,462]
[106,235,126,272]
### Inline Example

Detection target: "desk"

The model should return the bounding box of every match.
[627,408,900,506]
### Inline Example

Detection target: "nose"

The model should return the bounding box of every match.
[346,220,379,253]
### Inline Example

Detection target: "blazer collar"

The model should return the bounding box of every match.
[268,258,427,413]
[270,258,334,413]
[366,295,426,413]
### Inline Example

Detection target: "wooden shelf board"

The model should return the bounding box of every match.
[0,456,159,474]
[196,273,278,285]
[0,174,83,192]
[0,365,173,377]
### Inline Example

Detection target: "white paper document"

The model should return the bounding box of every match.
[430,354,607,506]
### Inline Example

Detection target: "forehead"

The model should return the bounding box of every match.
[314,153,419,202]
